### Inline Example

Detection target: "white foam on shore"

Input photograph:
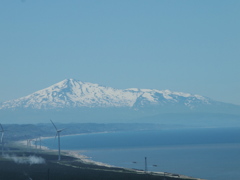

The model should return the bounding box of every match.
[64,150,114,168]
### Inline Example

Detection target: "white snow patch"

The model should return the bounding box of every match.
[0,79,212,110]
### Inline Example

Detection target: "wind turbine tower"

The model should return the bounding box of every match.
[0,124,5,155]
[50,120,65,161]
[145,157,148,173]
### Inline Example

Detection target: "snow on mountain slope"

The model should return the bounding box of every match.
[0,79,210,110]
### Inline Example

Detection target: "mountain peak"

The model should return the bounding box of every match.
[57,78,83,87]
[0,79,211,110]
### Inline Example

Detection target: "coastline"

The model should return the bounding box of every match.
[12,128,240,180]
[15,133,118,169]
[16,131,111,150]
[63,150,115,168]
[3,142,204,180]
[14,131,116,168]
[13,134,204,180]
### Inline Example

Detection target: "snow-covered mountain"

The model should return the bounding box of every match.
[0,79,211,110]
[1,79,240,124]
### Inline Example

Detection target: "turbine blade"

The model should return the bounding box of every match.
[50,120,58,131]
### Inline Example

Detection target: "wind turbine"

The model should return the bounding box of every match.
[50,120,65,161]
[0,124,5,155]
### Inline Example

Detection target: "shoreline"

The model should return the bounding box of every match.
[63,150,115,168]
[13,134,204,180]
[14,131,237,180]
[16,131,111,150]
[2,144,203,180]
[14,130,240,180]
[14,143,199,180]
[15,131,116,168]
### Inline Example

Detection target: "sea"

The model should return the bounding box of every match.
[42,127,240,180]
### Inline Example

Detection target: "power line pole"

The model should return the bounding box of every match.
[145,157,148,173]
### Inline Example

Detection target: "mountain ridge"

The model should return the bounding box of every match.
[0,78,211,110]
[1,79,240,124]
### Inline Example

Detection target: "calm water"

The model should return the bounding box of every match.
[43,127,240,180]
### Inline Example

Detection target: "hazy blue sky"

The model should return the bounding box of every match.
[0,0,239,105]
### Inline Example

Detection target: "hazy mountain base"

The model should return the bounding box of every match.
[2,115,240,142]
[0,107,140,124]
[132,112,240,128]
[1,106,240,128]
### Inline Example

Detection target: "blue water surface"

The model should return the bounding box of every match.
[43,127,240,180]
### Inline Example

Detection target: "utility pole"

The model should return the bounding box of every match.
[145,157,148,173]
